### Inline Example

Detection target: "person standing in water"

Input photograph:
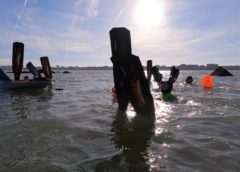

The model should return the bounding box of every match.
[110,27,154,115]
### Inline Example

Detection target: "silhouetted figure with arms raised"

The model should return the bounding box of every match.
[152,65,180,101]
[110,27,154,115]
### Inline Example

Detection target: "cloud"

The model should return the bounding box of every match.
[64,41,94,54]
[24,0,28,8]
[14,31,97,55]
[0,58,11,65]
[121,0,240,66]
[1,0,239,66]
[12,0,28,41]
[86,0,99,17]
[185,31,227,45]
[110,0,132,28]
[6,1,101,56]
[129,24,235,65]
[72,0,99,25]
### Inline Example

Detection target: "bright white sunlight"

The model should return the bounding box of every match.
[134,0,165,27]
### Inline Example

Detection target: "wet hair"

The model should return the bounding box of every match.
[24,76,29,80]
[161,81,173,94]
[186,76,193,85]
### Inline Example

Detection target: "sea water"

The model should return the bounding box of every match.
[0,70,239,172]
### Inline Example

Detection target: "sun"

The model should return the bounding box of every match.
[134,0,165,27]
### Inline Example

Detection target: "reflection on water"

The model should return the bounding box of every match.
[112,112,154,172]
[0,70,240,171]
[0,89,53,119]
[0,88,56,170]
[95,110,155,172]
[154,101,173,136]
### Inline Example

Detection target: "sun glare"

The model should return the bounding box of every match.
[134,0,165,27]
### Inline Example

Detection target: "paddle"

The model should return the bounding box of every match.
[26,62,42,80]
[12,42,24,80]
[40,56,52,80]
[0,68,12,81]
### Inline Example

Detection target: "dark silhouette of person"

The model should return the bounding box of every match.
[152,65,179,94]
[186,76,193,85]
[110,27,154,115]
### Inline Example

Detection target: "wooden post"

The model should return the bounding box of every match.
[147,60,152,83]
[40,56,52,80]
[0,68,11,81]
[26,62,42,80]
[12,42,24,80]
[110,27,154,115]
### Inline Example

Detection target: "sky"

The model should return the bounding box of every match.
[0,0,239,67]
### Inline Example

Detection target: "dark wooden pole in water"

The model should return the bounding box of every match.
[110,27,154,115]
[110,27,132,57]
[40,56,52,80]
[12,42,24,80]
[26,62,42,80]
[147,60,152,83]
[0,68,11,81]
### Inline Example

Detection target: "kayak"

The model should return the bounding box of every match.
[0,80,51,89]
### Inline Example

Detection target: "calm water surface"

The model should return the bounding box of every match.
[0,70,239,172]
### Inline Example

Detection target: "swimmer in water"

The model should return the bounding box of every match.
[152,65,179,101]
[186,76,193,85]
[152,66,179,94]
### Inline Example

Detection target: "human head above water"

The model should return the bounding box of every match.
[186,76,193,85]
[161,81,173,94]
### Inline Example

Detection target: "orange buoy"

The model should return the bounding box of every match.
[202,75,213,89]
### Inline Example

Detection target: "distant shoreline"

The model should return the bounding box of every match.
[1,64,240,71]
